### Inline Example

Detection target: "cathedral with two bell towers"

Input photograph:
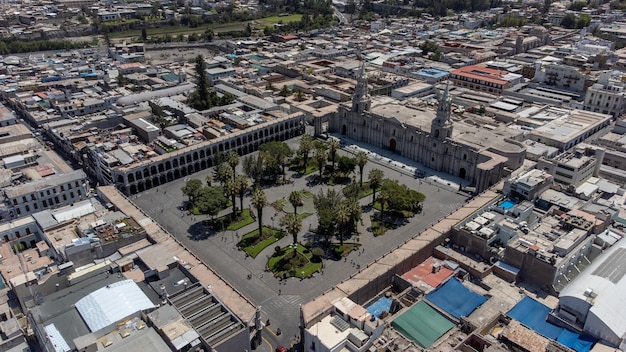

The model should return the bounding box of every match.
[321,61,526,193]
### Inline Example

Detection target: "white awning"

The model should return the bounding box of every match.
[75,280,156,332]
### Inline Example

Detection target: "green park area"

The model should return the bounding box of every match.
[239,227,285,258]
[268,244,323,279]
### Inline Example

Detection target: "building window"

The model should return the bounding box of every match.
[33,204,38,210]
[25,205,29,212]
[70,192,74,198]
[43,200,47,207]
[63,194,67,201]
[463,154,467,160]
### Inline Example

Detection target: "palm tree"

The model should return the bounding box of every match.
[356,151,368,188]
[215,163,233,186]
[226,151,239,182]
[235,175,248,214]
[226,180,237,219]
[280,213,302,245]
[368,169,384,206]
[345,198,362,235]
[288,191,303,216]
[205,174,212,186]
[336,203,351,246]
[328,138,340,173]
[251,187,267,238]
[314,148,327,181]
[278,153,289,184]
[298,134,313,173]
[294,89,305,101]
[378,183,391,231]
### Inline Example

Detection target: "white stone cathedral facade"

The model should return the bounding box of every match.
[323,63,526,193]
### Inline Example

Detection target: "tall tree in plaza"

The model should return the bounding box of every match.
[298,134,313,173]
[226,151,239,182]
[181,179,202,202]
[328,138,340,173]
[337,155,357,177]
[225,180,238,219]
[289,191,303,216]
[344,197,362,236]
[215,162,233,186]
[205,174,212,186]
[368,169,384,206]
[235,175,249,214]
[280,213,302,246]
[356,151,368,188]
[314,147,327,180]
[251,187,267,237]
[259,141,292,183]
[378,179,393,226]
[243,154,264,186]
[195,186,228,221]
[335,202,351,246]
[313,188,344,240]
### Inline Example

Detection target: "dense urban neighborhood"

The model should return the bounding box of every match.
[1,0,626,352]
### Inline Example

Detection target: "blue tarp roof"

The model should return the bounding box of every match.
[557,329,596,352]
[507,296,563,339]
[508,296,596,352]
[425,278,487,319]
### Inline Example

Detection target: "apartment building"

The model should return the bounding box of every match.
[3,170,89,218]
[450,64,523,95]
[537,152,599,188]
[584,70,626,118]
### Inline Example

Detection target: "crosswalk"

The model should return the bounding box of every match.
[260,295,304,324]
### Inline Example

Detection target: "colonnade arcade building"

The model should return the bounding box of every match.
[111,113,306,195]
[323,64,526,193]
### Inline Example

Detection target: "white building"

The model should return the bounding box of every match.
[3,170,89,218]
[534,60,586,92]
[553,236,626,348]
[584,71,626,118]
[537,152,599,188]
[304,297,385,352]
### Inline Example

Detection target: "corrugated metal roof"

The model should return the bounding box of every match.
[75,279,156,332]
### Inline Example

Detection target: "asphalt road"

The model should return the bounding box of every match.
[132,133,469,349]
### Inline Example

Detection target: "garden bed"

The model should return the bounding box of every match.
[239,227,285,258]
[268,244,323,279]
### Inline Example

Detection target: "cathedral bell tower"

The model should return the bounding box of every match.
[352,60,371,114]
[431,81,454,140]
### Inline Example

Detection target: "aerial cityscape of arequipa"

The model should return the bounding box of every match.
[0,0,626,351]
